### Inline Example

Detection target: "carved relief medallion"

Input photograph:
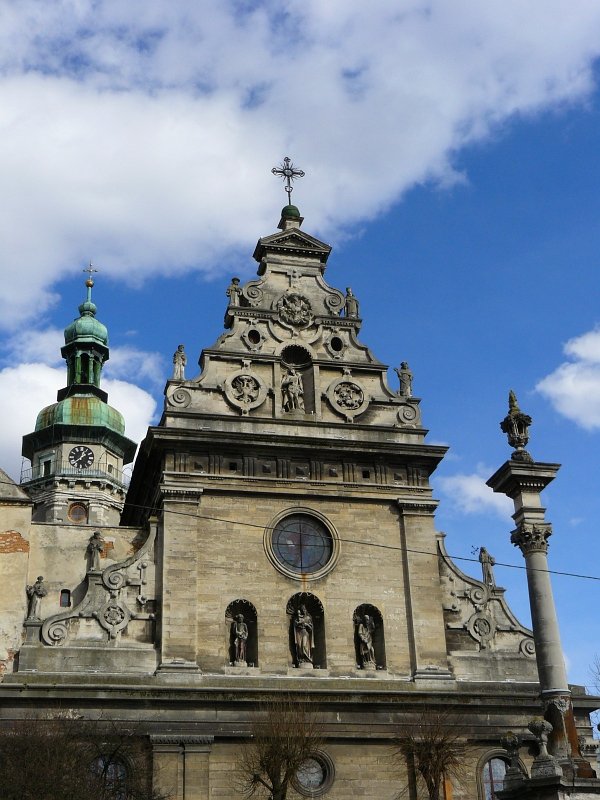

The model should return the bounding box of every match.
[231,375,260,405]
[277,293,313,327]
[223,367,267,415]
[466,611,496,649]
[333,381,364,410]
[325,374,369,421]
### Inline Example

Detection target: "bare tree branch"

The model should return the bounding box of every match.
[0,712,171,800]
[391,709,469,800]
[235,694,324,800]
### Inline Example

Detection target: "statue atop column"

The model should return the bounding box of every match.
[172,344,187,381]
[281,368,305,412]
[395,361,413,398]
[293,605,314,665]
[479,546,496,587]
[26,576,47,620]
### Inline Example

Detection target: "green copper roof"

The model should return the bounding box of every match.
[63,278,109,347]
[35,394,125,435]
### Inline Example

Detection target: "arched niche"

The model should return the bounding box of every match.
[287,592,326,669]
[353,604,386,670]
[280,344,315,415]
[225,599,258,667]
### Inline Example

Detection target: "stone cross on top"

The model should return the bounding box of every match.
[272,156,305,205]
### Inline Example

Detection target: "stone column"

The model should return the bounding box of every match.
[487,393,594,777]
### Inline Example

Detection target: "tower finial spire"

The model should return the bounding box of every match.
[271,156,305,205]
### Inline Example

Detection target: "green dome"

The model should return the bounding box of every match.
[281,204,301,219]
[64,311,108,346]
[35,394,125,434]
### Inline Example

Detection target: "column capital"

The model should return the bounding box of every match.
[487,460,559,499]
[511,522,552,556]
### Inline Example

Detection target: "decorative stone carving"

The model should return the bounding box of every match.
[172,344,187,380]
[397,405,419,426]
[466,611,496,649]
[325,374,369,421]
[293,605,314,665]
[395,362,413,397]
[499,731,526,789]
[334,381,364,410]
[324,290,344,315]
[277,293,313,327]
[223,367,267,415]
[344,287,359,318]
[500,390,533,462]
[226,277,243,307]
[232,614,248,666]
[281,368,305,412]
[356,614,376,670]
[528,718,563,778]
[241,325,266,352]
[26,576,47,620]
[511,522,552,555]
[479,547,496,587]
[41,521,157,647]
[168,387,192,408]
[231,375,260,405]
[87,531,105,571]
[519,637,536,657]
[243,281,264,307]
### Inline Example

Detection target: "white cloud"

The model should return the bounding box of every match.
[437,466,513,518]
[537,328,600,430]
[1,3,600,325]
[0,363,156,481]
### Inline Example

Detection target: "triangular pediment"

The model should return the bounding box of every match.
[253,228,332,263]
[0,467,32,504]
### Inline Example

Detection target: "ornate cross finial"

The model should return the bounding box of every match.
[83,262,99,287]
[271,156,305,205]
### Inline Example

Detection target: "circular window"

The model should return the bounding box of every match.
[294,751,334,797]
[68,502,88,524]
[265,510,339,581]
[330,336,343,352]
[247,328,261,345]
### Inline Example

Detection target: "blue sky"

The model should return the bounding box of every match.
[1,1,600,689]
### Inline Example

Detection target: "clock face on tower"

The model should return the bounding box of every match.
[68,445,95,469]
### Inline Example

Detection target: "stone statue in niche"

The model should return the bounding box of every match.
[357,614,376,669]
[281,368,305,412]
[172,344,187,380]
[87,531,105,571]
[293,605,314,665]
[226,277,243,307]
[232,613,249,666]
[395,361,413,398]
[479,546,496,587]
[26,576,47,620]
[344,287,359,318]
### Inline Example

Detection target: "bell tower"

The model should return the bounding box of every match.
[20,274,136,526]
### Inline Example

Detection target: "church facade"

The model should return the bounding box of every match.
[0,202,597,799]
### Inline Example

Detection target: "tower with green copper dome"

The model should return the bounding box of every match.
[21,276,136,525]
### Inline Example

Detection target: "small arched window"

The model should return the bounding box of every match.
[481,756,507,799]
